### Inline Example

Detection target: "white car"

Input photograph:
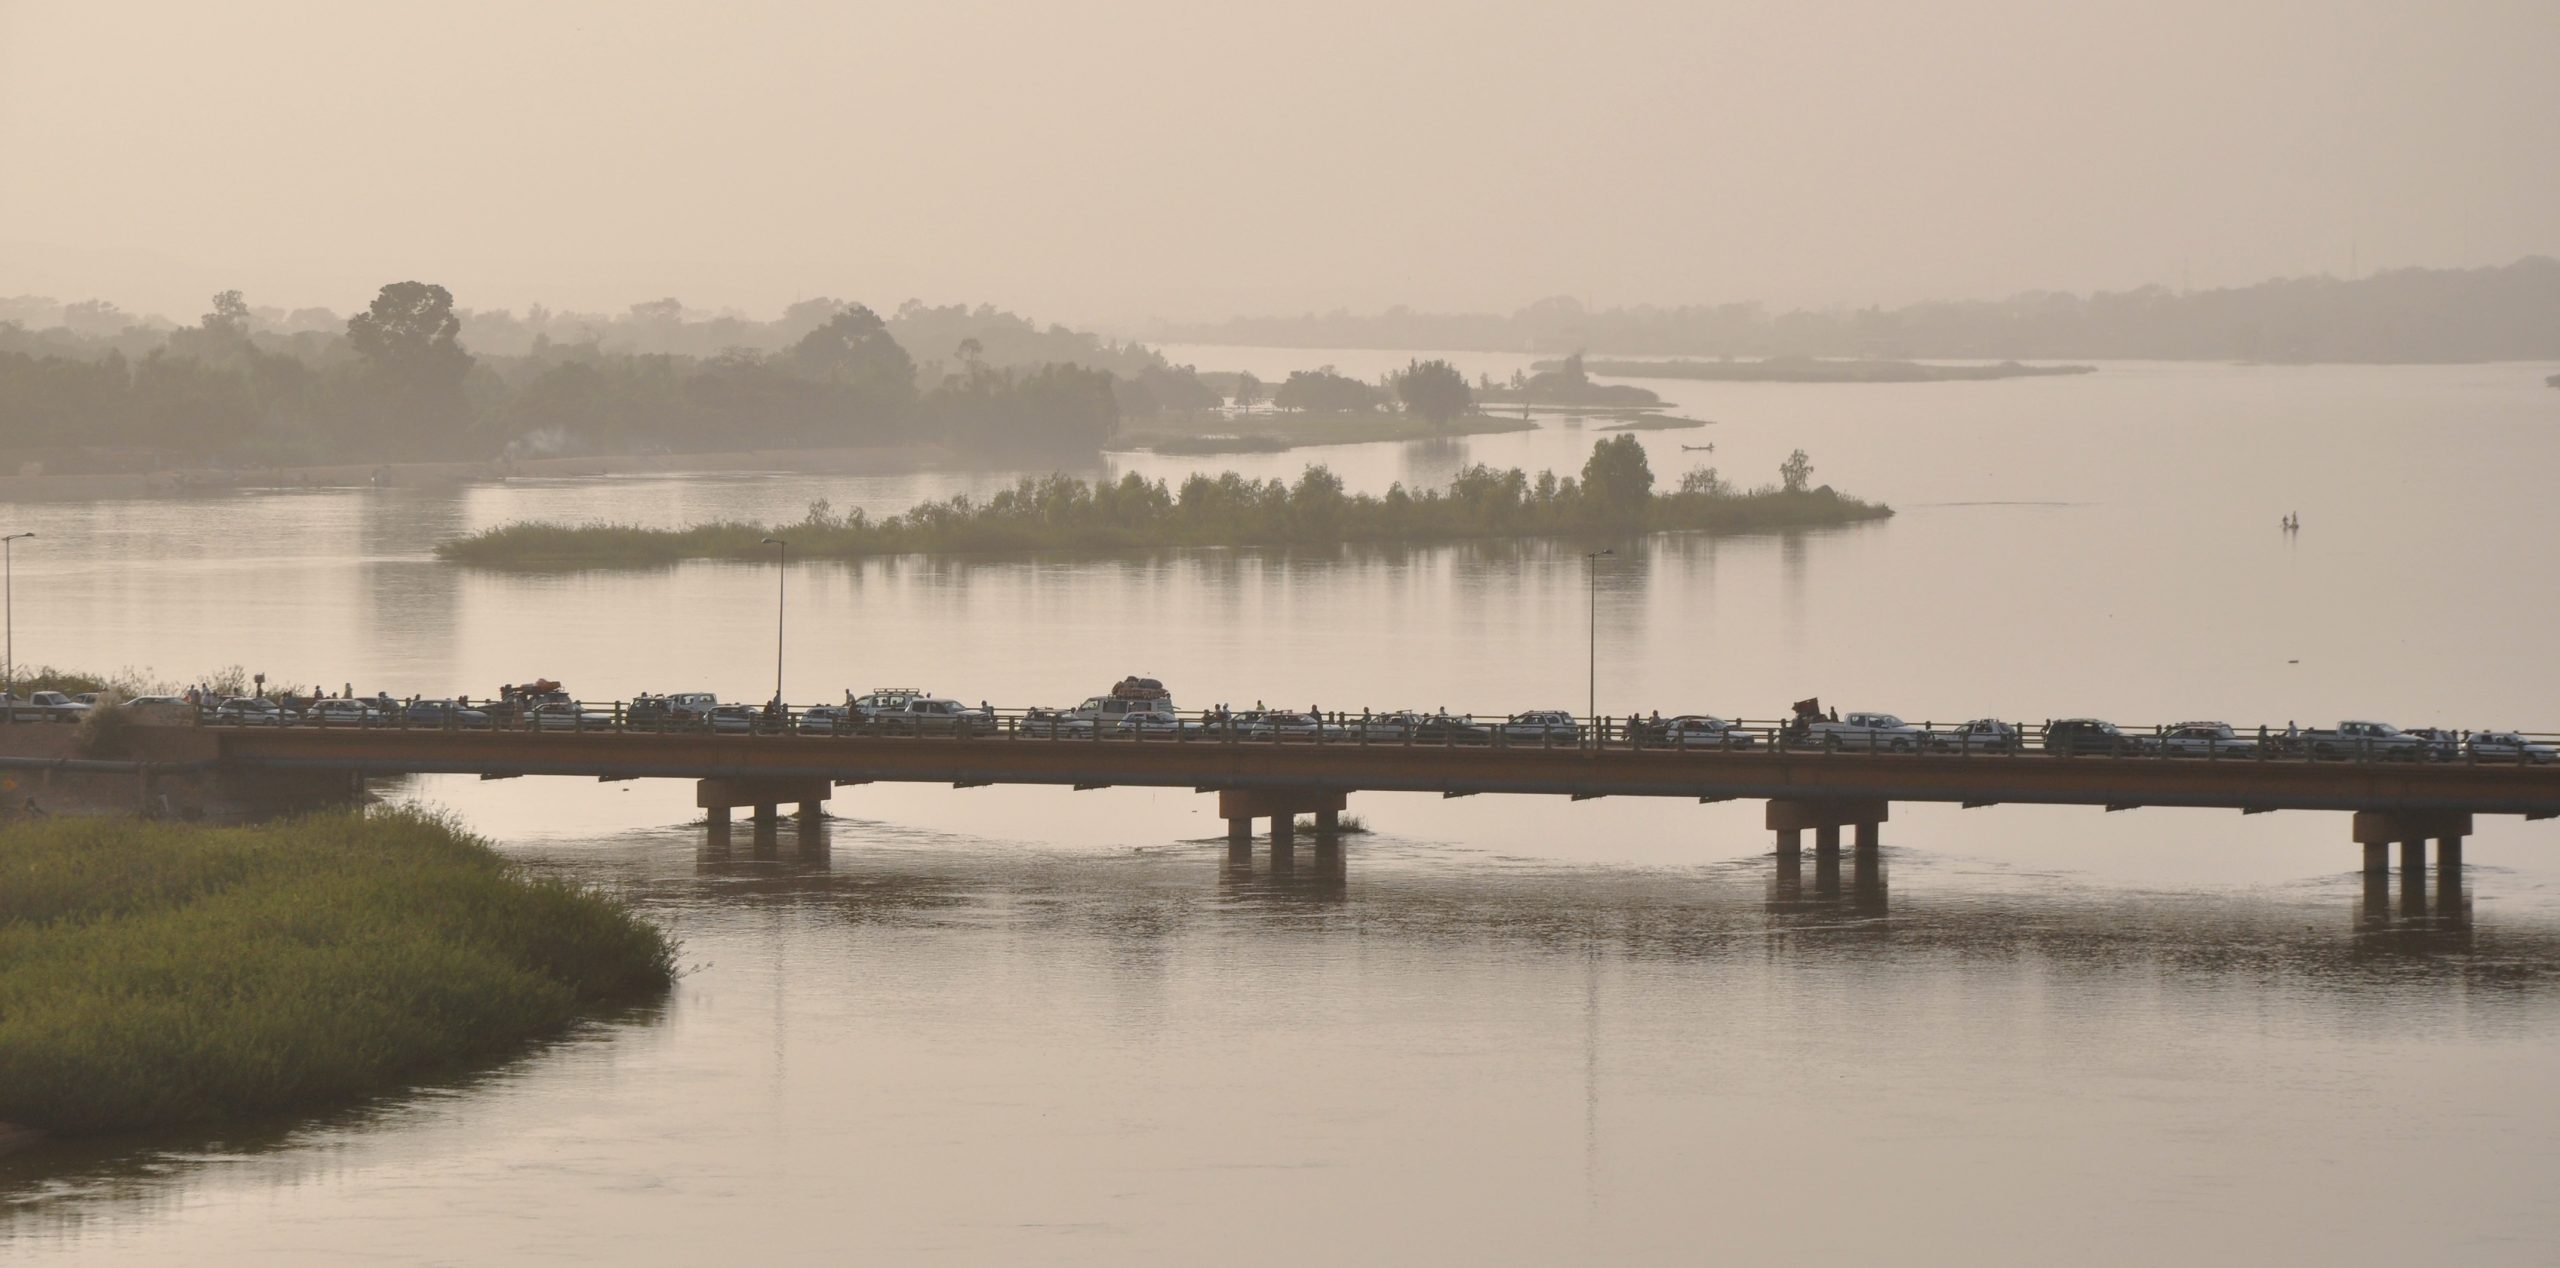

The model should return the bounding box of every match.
[704,704,771,733]
[1236,710,1329,740]
[878,697,995,736]
[1931,719,2022,753]
[2155,721,2258,758]
[211,696,295,726]
[1498,710,1583,742]
[305,699,388,726]
[527,700,614,731]
[2467,731,2557,764]
[1113,709,1185,735]
[1802,711,1929,752]
[1645,715,1758,749]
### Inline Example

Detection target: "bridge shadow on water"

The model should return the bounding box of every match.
[660,818,2560,999]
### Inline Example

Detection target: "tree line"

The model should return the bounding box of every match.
[0,285,1236,466]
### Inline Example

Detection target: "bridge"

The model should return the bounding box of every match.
[189,715,2560,889]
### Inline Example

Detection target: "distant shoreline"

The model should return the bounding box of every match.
[0,443,948,503]
[1113,409,1534,454]
[1547,357,2098,383]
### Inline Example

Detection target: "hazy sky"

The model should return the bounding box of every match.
[5,0,2557,327]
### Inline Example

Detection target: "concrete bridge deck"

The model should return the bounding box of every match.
[209,727,2560,874]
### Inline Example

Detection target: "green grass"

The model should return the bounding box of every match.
[0,807,676,1136]
[1291,813,1370,835]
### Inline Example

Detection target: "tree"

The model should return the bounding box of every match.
[201,290,251,338]
[345,281,475,453]
[1271,367,1385,413]
[1233,371,1262,409]
[1780,449,1814,493]
[1394,357,1471,423]
[789,305,917,424]
[1579,434,1655,526]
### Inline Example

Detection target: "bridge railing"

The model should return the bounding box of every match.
[168,699,2560,766]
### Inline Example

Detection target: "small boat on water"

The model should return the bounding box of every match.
[1680,443,1715,452]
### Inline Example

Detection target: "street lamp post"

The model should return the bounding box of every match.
[3,531,33,705]
[1586,547,1612,742]
[761,537,787,713]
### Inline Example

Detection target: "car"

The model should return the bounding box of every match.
[305,699,388,726]
[2298,720,2430,761]
[2400,727,2461,762]
[1497,710,1584,743]
[876,697,995,736]
[1640,714,1760,749]
[797,703,864,734]
[1932,719,2022,753]
[119,694,197,724]
[703,704,774,734]
[26,690,89,720]
[526,700,614,731]
[210,696,297,726]
[2467,731,2557,764]
[1801,711,1929,752]
[403,699,492,728]
[1236,710,1330,740]
[2155,721,2258,758]
[2043,718,2148,757]
[1410,714,1493,745]
[1113,709,1185,735]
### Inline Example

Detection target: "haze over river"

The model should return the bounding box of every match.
[8,356,2560,1264]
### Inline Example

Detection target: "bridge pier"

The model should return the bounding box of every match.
[2352,810,2469,879]
[1213,788,1348,850]
[1767,798,1889,860]
[700,776,831,829]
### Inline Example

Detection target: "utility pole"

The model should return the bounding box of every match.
[1586,548,1612,742]
[3,532,33,705]
[762,537,787,712]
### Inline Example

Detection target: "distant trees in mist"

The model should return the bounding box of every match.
[0,285,1218,467]
[1154,257,2560,363]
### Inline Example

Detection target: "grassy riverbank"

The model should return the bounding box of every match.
[436,442,1892,569]
[0,808,675,1137]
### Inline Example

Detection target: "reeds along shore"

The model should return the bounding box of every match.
[0,808,676,1137]
[437,453,1892,570]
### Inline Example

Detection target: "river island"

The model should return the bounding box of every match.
[436,438,1889,570]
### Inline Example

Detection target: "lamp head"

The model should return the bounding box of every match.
[762,537,786,546]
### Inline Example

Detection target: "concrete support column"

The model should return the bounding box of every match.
[752,803,779,825]
[2362,841,2389,876]
[2398,839,2429,917]
[2436,836,2463,873]
[2353,810,2470,885]
[1272,814,1296,847]
[1775,828,1802,863]
[1315,808,1341,836]
[1854,821,1881,852]
[706,803,732,825]
[1767,798,1888,865]
[1227,817,1252,848]
[797,800,822,821]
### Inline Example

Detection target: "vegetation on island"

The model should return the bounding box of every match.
[435,438,1889,570]
[0,808,675,1137]
[1478,353,1664,407]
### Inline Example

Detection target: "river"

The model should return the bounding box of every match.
[5,355,2559,1264]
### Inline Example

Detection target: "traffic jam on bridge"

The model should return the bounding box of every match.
[27,674,2556,765]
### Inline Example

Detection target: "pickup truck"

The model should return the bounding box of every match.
[2298,720,2432,761]
[1798,711,1929,752]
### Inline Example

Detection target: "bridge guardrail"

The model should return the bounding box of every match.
[154,699,2560,768]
